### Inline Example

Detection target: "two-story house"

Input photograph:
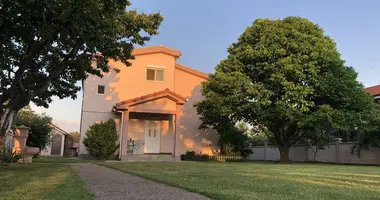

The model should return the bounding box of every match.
[79,46,218,161]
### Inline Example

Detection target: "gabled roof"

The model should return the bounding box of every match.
[48,124,79,142]
[132,45,182,59]
[175,63,209,80]
[365,85,380,96]
[115,88,187,108]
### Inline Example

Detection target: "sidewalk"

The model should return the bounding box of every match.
[71,163,210,200]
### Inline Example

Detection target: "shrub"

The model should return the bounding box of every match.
[83,119,119,160]
[219,126,253,157]
[180,151,212,161]
[0,149,23,164]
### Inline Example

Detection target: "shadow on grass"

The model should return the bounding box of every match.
[0,163,93,200]
[33,156,103,163]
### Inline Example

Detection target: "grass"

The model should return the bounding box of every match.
[34,156,103,163]
[101,162,380,200]
[0,163,94,200]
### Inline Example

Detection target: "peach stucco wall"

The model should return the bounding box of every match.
[80,48,218,157]
[82,53,176,113]
[174,68,218,156]
[129,98,177,112]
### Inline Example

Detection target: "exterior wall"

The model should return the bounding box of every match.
[127,119,145,141]
[174,68,218,156]
[83,53,176,114]
[160,116,174,153]
[50,134,63,155]
[129,98,177,112]
[63,136,75,157]
[249,142,380,165]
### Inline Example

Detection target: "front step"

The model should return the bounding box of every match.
[121,154,179,162]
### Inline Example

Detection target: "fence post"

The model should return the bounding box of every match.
[305,146,309,162]
[335,138,342,164]
[264,142,268,161]
[376,148,380,165]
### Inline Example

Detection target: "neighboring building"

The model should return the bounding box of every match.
[41,124,79,157]
[79,46,218,160]
[365,85,380,103]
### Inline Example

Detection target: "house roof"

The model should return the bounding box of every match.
[115,88,187,108]
[131,46,209,79]
[132,45,182,59]
[175,63,209,80]
[365,85,380,96]
[48,124,79,142]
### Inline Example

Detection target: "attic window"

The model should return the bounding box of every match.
[97,85,105,94]
[146,68,164,81]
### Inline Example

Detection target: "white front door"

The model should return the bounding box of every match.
[144,121,161,153]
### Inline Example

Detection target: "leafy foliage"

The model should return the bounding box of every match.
[13,106,53,150]
[196,17,377,161]
[69,131,80,141]
[0,0,163,141]
[83,119,119,160]
[351,104,380,155]
[0,149,23,163]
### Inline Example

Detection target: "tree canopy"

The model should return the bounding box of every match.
[13,106,53,150]
[196,17,377,161]
[0,0,163,150]
[69,131,80,141]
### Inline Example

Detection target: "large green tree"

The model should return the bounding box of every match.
[0,0,163,151]
[196,17,376,162]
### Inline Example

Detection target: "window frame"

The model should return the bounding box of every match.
[97,85,105,95]
[145,66,165,82]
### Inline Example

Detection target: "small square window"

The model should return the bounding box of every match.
[146,68,164,81]
[146,69,155,81]
[97,85,105,94]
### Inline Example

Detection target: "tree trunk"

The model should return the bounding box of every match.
[279,146,291,163]
[0,108,17,152]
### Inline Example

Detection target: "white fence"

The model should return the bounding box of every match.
[248,141,380,165]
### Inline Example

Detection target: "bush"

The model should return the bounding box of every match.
[180,151,212,161]
[83,119,119,160]
[0,149,23,164]
[219,126,253,157]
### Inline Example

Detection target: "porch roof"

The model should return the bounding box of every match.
[114,88,187,111]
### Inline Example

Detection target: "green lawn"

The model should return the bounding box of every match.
[101,162,380,200]
[0,163,94,200]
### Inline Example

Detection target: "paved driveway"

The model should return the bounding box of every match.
[71,163,210,200]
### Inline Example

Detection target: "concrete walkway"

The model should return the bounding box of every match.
[71,163,210,200]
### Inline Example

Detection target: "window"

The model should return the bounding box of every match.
[97,85,105,94]
[146,68,164,81]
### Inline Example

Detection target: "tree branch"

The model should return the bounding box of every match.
[30,45,81,97]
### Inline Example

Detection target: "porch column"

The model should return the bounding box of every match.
[60,134,65,156]
[174,104,182,157]
[121,111,129,157]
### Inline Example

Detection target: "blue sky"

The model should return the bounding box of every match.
[32,0,380,132]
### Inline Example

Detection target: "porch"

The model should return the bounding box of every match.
[114,88,187,161]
